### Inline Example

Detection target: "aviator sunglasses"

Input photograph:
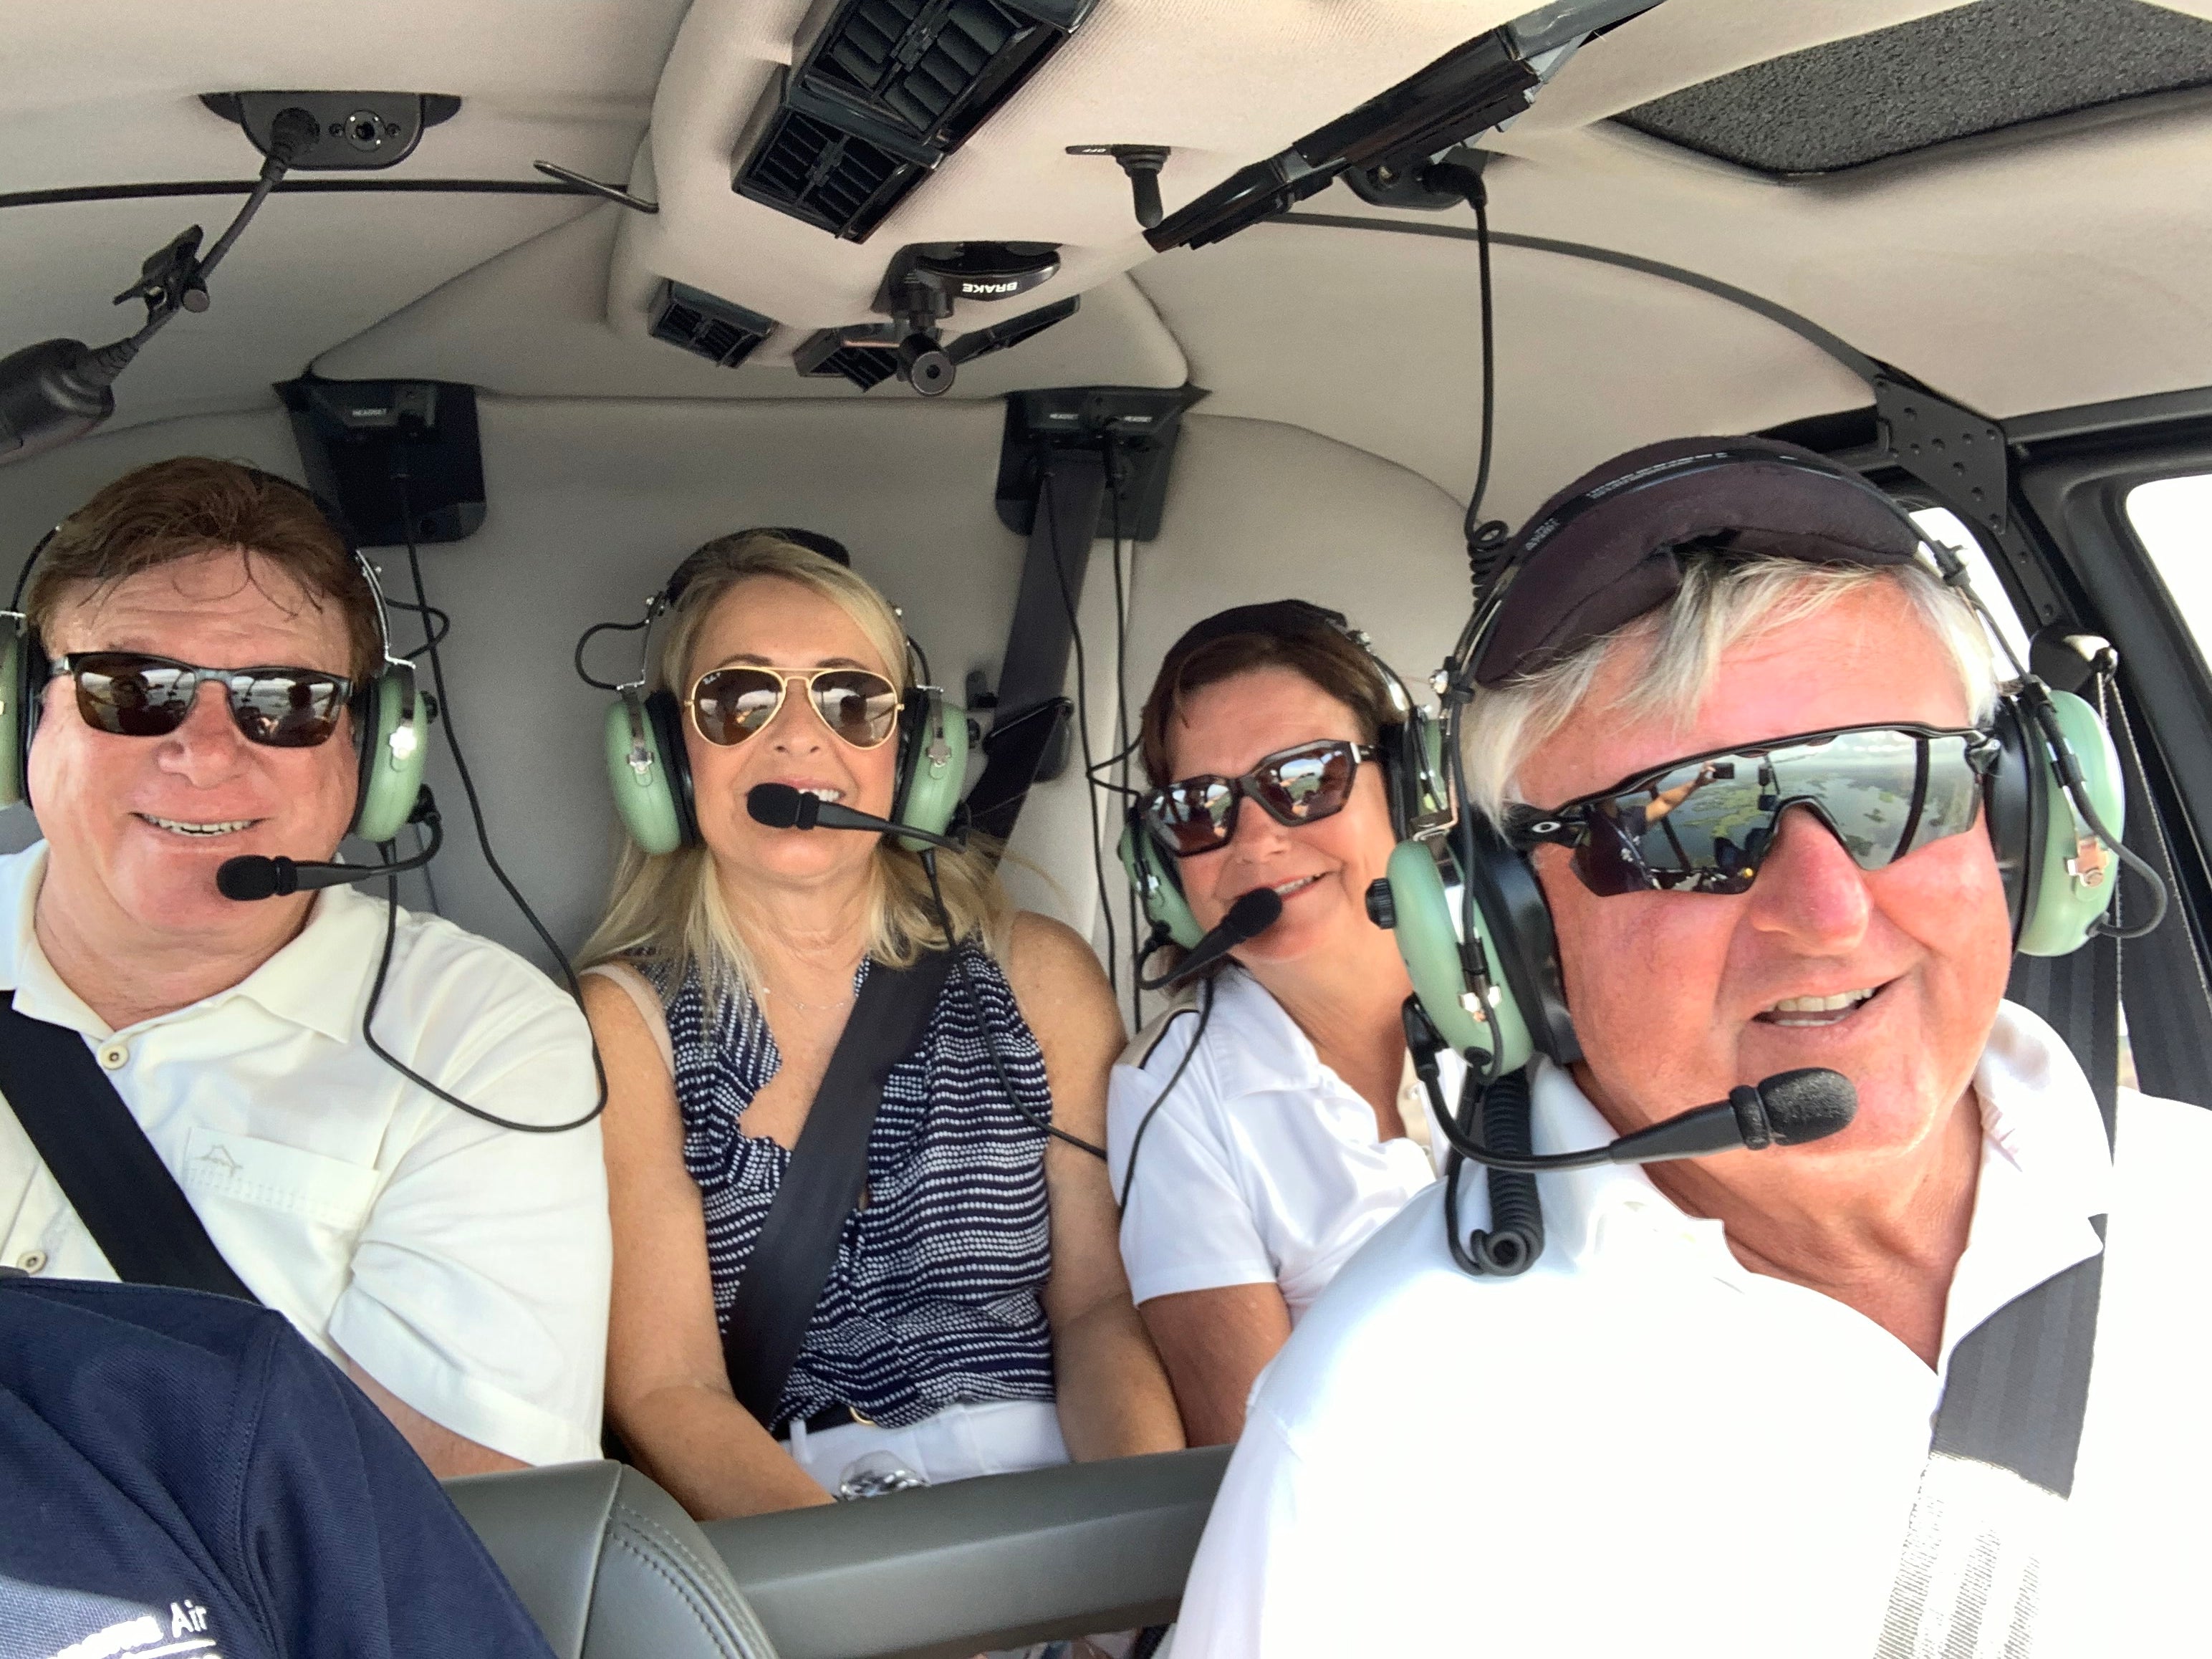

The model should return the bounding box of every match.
[1509,722,2002,897]
[52,652,353,748]
[1143,738,1381,857]
[688,664,901,749]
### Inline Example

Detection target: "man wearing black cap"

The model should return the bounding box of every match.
[1173,439,2212,1657]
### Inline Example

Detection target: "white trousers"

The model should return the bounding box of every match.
[784,1398,1070,1494]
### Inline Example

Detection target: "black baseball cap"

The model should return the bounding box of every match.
[1470,437,1924,688]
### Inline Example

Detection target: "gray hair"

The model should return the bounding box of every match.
[1458,555,2001,824]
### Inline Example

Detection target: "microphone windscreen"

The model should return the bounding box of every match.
[1224,886,1284,941]
[216,856,282,901]
[1756,1068,1857,1145]
[747,783,806,829]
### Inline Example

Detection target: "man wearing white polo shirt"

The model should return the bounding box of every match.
[0,457,607,1476]
[1175,439,2212,1655]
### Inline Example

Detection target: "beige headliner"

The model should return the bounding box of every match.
[4,0,2211,516]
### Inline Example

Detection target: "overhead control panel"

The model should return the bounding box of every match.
[732,0,1100,241]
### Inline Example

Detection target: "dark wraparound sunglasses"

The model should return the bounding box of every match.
[688,665,901,749]
[52,652,353,748]
[1143,739,1381,857]
[1509,723,2001,897]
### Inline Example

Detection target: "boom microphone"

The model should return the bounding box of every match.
[746,782,964,852]
[1139,886,1284,991]
[218,796,443,900]
[1443,1067,1857,1172]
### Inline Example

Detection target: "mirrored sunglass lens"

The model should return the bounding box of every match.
[1155,781,1234,853]
[75,659,192,736]
[693,670,784,744]
[811,672,899,746]
[1258,744,1355,822]
[1583,759,1766,893]
[231,673,347,746]
[1770,729,1925,867]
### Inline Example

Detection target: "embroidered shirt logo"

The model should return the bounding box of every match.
[42,1597,218,1659]
[191,1145,241,1177]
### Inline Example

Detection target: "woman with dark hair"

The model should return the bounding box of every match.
[1110,602,1463,1445]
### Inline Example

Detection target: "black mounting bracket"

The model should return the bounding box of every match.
[1067,145,1170,231]
[201,92,459,171]
[1872,373,2069,631]
[278,375,486,547]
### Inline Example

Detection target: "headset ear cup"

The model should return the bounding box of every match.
[1378,837,1535,1073]
[1118,815,1203,948]
[602,688,693,855]
[350,668,428,845]
[0,619,32,810]
[2014,688,2127,957]
[893,687,966,850]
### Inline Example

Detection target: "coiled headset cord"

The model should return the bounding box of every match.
[354,471,609,1135]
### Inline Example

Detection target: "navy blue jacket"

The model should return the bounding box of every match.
[0,1275,554,1659]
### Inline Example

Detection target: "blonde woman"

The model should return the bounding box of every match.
[581,531,1181,1520]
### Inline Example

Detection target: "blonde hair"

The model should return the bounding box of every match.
[1459,554,2001,825]
[580,531,1009,1009]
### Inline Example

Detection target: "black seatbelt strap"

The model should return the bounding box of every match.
[720,951,956,1426]
[0,994,259,1302]
[963,448,1107,843]
[1876,948,2118,1655]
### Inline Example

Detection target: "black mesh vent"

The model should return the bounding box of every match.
[648,282,776,368]
[1617,0,2212,176]
[736,0,1093,238]
[811,0,1041,147]
[735,105,927,239]
[797,335,900,390]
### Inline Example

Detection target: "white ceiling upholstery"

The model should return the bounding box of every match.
[2,0,2210,530]
[613,0,1528,341]
[314,202,1189,397]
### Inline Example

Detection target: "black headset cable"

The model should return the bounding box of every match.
[360,470,607,1133]
[920,850,1107,1160]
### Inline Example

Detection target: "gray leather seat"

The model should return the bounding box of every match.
[445,1461,778,1659]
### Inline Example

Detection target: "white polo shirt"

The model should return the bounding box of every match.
[1108,969,1457,1319]
[0,844,610,1467]
[1174,1002,2212,1658]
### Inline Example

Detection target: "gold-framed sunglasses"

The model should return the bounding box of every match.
[686,665,902,749]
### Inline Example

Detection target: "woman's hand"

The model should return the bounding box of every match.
[1004,913,1187,1461]
[585,971,837,1519]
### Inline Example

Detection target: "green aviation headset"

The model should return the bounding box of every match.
[0,479,428,846]
[1117,599,1451,955]
[1370,438,2148,1085]
[590,534,966,857]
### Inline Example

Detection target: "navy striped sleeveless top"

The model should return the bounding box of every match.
[648,947,1057,1432]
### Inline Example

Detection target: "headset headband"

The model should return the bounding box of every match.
[1463,438,1926,691]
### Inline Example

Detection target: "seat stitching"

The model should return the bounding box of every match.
[605,1531,750,1659]
[612,1501,746,1599]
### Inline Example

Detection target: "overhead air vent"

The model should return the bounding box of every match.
[736,86,937,241]
[794,330,902,390]
[804,0,1095,150]
[734,0,1100,241]
[648,281,777,367]
[1616,0,2212,177]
